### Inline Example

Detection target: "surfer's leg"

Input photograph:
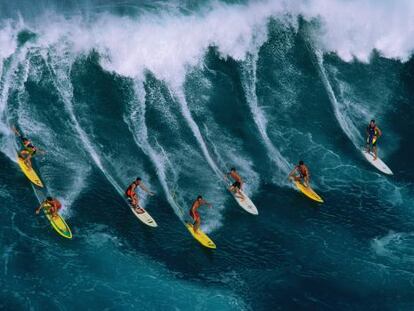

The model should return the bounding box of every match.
[236,187,245,200]
[373,139,377,160]
[25,155,32,168]
[134,198,145,213]
[193,214,200,232]
[366,136,372,152]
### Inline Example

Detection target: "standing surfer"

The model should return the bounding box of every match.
[365,119,382,160]
[225,167,245,200]
[289,160,310,187]
[36,197,62,218]
[12,127,43,169]
[189,195,212,233]
[125,177,155,213]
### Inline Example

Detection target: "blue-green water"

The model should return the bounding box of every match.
[1,1,414,310]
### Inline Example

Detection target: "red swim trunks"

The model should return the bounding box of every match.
[190,209,200,221]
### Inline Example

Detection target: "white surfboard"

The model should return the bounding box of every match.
[228,187,258,215]
[361,148,393,175]
[130,205,158,227]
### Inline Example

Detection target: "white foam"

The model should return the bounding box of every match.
[372,231,414,264]
[124,81,184,219]
[0,21,18,66]
[240,53,291,180]
[42,52,153,208]
[301,0,414,62]
[1,0,414,88]
[312,48,363,148]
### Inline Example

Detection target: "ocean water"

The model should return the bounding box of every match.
[1,1,414,310]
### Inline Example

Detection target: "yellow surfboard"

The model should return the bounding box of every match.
[42,203,72,239]
[294,180,324,203]
[17,156,43,187]
[186,223,216,249]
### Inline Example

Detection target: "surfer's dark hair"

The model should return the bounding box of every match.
[371,119,375,123]
[197,195,202,200]
[136,177,142,181]
[299,160,304,165]
[46,196,53,201]
[230,167,236,171]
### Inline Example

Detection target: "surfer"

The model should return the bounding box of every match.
[289,160,310,187]
[190,195,212,233]
[125,177,155,212]
[225,167,245,200]
[36,197,61,218]
[365,119,382,160]
[12,127,42,169]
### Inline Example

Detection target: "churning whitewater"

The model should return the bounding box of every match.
[1,0,414,310]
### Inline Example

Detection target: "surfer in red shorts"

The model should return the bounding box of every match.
[36,197,62,218]
[190,195,212,233]
[125,177,155,213]
[289,160,310,187]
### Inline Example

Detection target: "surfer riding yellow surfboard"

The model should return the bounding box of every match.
[289,160,323,203]
[12,126,44,169]
[289,160,310,187]
[186,195,216,248]
[35,197,73,239]
[365,119,382,160]
[36,197,62,217]
[125,177,155,213]
[189,195,212,233]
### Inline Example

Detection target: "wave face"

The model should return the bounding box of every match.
[1,1,414,310]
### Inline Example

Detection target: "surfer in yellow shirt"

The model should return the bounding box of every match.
[365,119,382,160]
[189,195,212,233]
[12,127,43,169]
[289,160,310,187]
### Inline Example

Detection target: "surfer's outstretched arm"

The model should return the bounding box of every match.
[139,182,155,196]
[288,167,297,179]
[11,126,21,137]
[35,202,44,214]
[201,199,212,208]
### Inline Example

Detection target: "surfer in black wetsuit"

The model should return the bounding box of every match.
[125,177,155,213]
[365,119,382,160]
[289,160,310,187]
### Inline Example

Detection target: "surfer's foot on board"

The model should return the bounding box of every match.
[134,207,145,214]
[235,193,245,201]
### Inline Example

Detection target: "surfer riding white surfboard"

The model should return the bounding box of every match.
[125,177,158,227]
[365,119,382,161]
[224,167,258,215]
[362,119,393,175]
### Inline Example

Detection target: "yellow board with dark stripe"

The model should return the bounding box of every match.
[17,156,43,187]
[186,223,216,249]
[294,181,324,203]
[42,203,72,239]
